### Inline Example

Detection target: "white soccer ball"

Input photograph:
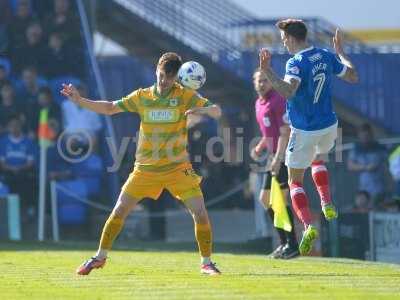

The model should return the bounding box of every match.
[178,61,206,90]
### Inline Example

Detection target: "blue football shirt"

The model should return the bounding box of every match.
[284,46,346,131]
[0,135,36,167]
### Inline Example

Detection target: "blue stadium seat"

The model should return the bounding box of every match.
[0,181,9,198]
[82,178,101,196]
[56,179,88,225]
[71,154,103,196]
[0,57,11,76]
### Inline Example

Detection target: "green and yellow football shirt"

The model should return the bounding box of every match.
[116,83,212,172]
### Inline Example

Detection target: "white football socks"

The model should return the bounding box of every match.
[95,249,108,260]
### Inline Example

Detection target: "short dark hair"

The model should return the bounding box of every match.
[157,52,182,76]
[276,19,307,41]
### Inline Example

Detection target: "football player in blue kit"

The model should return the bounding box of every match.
[258,19,358,255]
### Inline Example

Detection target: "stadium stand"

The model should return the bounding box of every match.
[0,0,107,235]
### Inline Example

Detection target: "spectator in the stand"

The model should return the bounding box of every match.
[347,123,387,207]
[17,66,47,105]
[43,31,77,78]
[8,0,36,54]
[62,83,102,147]
[28,86,61,138]
[0,82,25,135]
[44,0,81,45]
[12,22,47,74]
[351,190,372,214]
[0,115,36,219]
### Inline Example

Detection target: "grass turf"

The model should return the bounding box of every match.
[1,241,399,300]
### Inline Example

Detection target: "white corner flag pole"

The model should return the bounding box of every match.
[50,180,59,242]
[38,145,47,241]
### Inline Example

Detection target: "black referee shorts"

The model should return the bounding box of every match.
[262,162,288,190]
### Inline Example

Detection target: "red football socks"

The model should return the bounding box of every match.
[289,182,312,227]
[311,160,331,206]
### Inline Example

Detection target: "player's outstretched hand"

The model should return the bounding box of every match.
[333,28,344,56]
[259,48,272,70]
[61,83,81,102]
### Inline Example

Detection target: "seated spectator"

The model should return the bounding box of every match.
[43,0,81,45]
[351,190,372,213]
[347,123,387,207]
[0,115,37,220]
[28,86,61,138]
[11,22,47,74]
[61,83,102,148]
[16,66,47,105]
[8,0,37,55]
[43,32,79,78]
[0,82,25,135]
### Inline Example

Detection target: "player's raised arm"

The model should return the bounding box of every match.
[333,29,359,83]
[259,48,300,99]
[60,83,123,115]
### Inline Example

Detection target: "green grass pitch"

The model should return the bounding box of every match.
[1,241,399,300]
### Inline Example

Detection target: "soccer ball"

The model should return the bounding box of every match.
[178,61,206,90]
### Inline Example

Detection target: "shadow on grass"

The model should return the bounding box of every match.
[0,238,270,255]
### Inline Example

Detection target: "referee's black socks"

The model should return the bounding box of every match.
[286,206,298,249]
[267,207,287,246]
